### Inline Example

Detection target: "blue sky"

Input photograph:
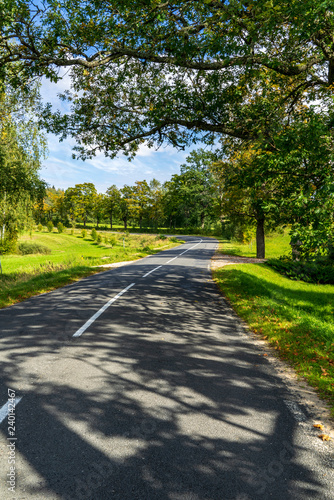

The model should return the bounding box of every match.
[40,73,195,193]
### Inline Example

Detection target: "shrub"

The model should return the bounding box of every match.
[46,221,54,233]
[266,257,334,284]
[157,234,167,240]
[91,228,97,241]
[57,222,65,233]
[81,229,87,238]
[104,235,108,244]
[70,229,74,236]
[18,242,51,255]
[109,235,117,246]
[37,223,43,232]
[96,233,102,244]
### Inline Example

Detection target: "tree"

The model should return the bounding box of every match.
[1,1,332,160]
[93,193,106,228]
[64,182,97,227]
[105,185,121,229]
[0,83,46,252]
[119,185,134,230]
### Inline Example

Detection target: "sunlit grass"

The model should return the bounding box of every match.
[0,230,181,309]
[213,262,334,416]
[216,230,291,259]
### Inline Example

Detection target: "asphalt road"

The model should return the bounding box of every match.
[0,236,333,500]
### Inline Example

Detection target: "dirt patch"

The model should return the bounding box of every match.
[211,252,266,269]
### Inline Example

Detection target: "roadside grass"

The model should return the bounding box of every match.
[217,230,291,258]
[213,260,334,416]
[0,230,181,309]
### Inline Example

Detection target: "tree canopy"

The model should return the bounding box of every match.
[1,0,333,159]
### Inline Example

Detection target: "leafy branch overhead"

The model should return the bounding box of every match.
[1,0,334,157]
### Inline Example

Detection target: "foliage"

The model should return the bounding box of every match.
[96,233,102,244]
[37,223,43,232]
[81,229,87,238]
[64,182,97,227]
[90,228,97,241]
[46,221,54,233]
[0,83,47,253]
[267,257,334,285]
[57,222,64,233]
[18,242,51,255]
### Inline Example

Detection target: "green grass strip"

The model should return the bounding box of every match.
[213,263,334,416]
[0,231,181,309]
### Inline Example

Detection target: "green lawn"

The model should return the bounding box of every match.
[213,236,334,416]
[0,230,180,309]
[217,230,291,259]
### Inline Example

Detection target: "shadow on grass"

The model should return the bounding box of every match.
[0,265,98,309]
[214,266,334,408]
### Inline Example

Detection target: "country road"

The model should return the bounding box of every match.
[0,236,333,500]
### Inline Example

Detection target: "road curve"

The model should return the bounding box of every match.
[0,236,333,500]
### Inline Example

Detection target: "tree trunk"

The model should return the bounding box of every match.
[123,217,127,230]
[256,218,265,258]
[110,213,113,229]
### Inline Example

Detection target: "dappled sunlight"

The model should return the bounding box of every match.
[0,240,332,499]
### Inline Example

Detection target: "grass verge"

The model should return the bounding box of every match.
[216,230,291,258]
[0,231,181,309]
[213,262,334,416]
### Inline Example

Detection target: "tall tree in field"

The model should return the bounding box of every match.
[119,185,134,230]
[64,182,97,227]
[180,149,219,229]
[105,185,121,229]
[149,179,164,229]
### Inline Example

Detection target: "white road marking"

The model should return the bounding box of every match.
[0,397,22,425]
[74,239,204,337]
[73,283,136,337]
[142,265,162,278]
[166,257,178,264]
[146,239,203,270]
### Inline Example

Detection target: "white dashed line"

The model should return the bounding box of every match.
[73,283,136,337]
[0,397,22,425]
[142,265,162,278]
[73,239,204,337]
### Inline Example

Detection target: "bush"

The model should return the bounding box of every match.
[158,234,167,240]
[104,235,108,244]
[266,257,334,284]
[37,223,43,232]
[0,237,17,255]
[46,221,54,233]
[57,222,65,233]
[109,235,117,246]
[81,229,87,238]
[91,228,97,241]
[18,242,51,255]
[96,233,102,244]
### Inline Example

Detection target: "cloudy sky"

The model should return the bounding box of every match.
[39,72,196,194]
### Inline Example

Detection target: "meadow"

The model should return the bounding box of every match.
[0,229,180,309]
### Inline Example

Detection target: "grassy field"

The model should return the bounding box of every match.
[0,229,181,309]
[213,233,334,417]
[216,230,291,258]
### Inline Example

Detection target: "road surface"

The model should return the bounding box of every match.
[0,236,333,499]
